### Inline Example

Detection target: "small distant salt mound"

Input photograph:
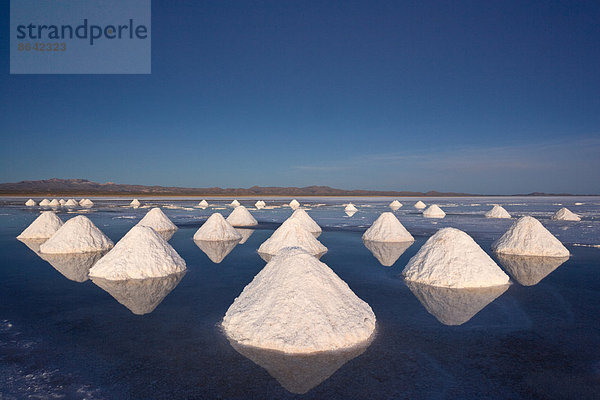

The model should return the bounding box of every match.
[80,199,94,207]
[25,199,36,206]
[39,199,51,206]
[414,201,426,209]
[255,200,266,209]
[362,212,414,242]
[227,206,258,227]
[48,199,60,207]
[230,199,241,207]
[194,239,239,263]
[17,211,64,239]
[198,199,209,208]
[258,219,327,261]
[551,207,581,222]
[389,200,402,210]
[59,199,66,206]
[65,199,78,206]
[136,207,178,232]
[193,213,242,241]
[78,199,86,206]
[423,204,445,218]
[363,240,413,267]
[485,205,511,219]
[222,247,376,353]
[289,199,300,210]
[345,210,357,217]
[287,208,322,236]
[574,202,583,206]
[236,228,254,244]
[40,250,107,283]
[402,228,510,288]
[491,216,570,257]
[39,216,113,254]
[496,254,569,286]
[130,199,141,208]
[345,203,358,212]
[89,226,186,280]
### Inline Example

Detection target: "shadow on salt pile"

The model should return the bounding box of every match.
[194,239,240,263]
[405,280,510,326]
[40,250,108,282]
[363,240,412,267]
[227,336,374,394]
[496,254,569,286]
[235,228,254,244]
[91,272,185,315]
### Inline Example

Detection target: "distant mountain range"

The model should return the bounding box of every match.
[0,178,581,197]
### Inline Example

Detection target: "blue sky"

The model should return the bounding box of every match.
[1,0,599,194]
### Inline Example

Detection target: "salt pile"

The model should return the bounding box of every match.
[40,251,107,283]
[193,213,242,241]
[80,198,94,207]
[39,216,113,254]
[345,210,357,217]
[17,211,64,239]
[258,219,327,261]
[423,204,446,218]
[59,199,66,206]
[78,199,86,206]
[49,199,60,207]
[255,200,266,209]
[491,216,570,257]
[89,226,186,280]
[287,208,322,236]
[65,199,78,206]
[130,199,141,208]
[389,200,402,210]
[345,203,358,212]
[194,239,239,263]
[222,247,376,353]
[136,207,178,232]
[402,228,510,288]
[551,207,581,221]
[226,206,258,227]
[485,205,511,219]
[363,240,413,267]
[414,201,426,209]
[25,199,36,206]
[289,199,300,209]
[198,199,209,208]
[362,212,414,242]
[39,199,51,206]
[496,254,569,286]
[230,199,241,207]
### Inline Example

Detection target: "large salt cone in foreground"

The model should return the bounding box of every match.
[226,206,258,227]
[496,254,569,286]
[40,250,108,283]
[405,280,509,326]
[65,199,78,207]
[423,204,445,218]
[402,228,510,288]
[289,199,301,210]
[222,247,376,353]
[89,226,186,280]
[235,228,254,244]
[345,203,358,212]
[17,211,63,239]
[258,219,327,261]
[130,199,141,208]
[92,272,185,315]
[193,213,242,241]
[414,200,426,209]
[287,208,321,236]
[389,200,402,210]
[39,199,51,206]
[363,240,413,267]
[362,212,414,242]
[230,199,241,207]
[491,216,570,257]
[551,207,581,222]
[135,207,178,232]
[228,335,373,394]
[25,199,36,206]
[194,239,239,263]
[485,205,511,219]
[39,216,113,254]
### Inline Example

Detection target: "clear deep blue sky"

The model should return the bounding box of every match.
[1,1,599,194]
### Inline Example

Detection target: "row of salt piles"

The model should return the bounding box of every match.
[26,198,88,207]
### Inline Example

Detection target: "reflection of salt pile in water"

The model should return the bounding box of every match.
[65,199,78,207]
[496,254,569,286]
[485,205,511,219]
[198,199,209,208]
[423,204,445,218]
[362,212,414,242]
[39,199,51,206]
[194,239,239,263]
[230,199,241,207]
[551,207,581,221]
[49,199,60,207]
[405,281,509,325]
[236,228,254,244]
[39,216,113,254]
[289,199,300,209]
[193,213,242,241]
[345,203,358,212]
[223,247,376,353]
[255,200,266,209]
[258,219,327,261]
[59,199,66,206]
[17,211,63,239]
[130,199,141,208]
[226,206,258,227]
[414,200,426,209]
[17,237,47,253]
[345,210,357,217]
[92,272,185,315]
[25,199,36,206]
[363,240,413,267]
[287,208,321,236]
[40,250,108,282]
[228,336,373,394]
[492,216,570,257]
[403,228,509,288]
[89,226,186,280]
[389,200,402,210]
[135,207,178,232]
[80,198,94,207]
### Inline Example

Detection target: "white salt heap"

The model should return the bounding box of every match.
[362,212,414,242]
[136,207,178,232]
[551,207,581,222]
[80,199,94,207]
[255,200,266,209]
[402,228,510,288]
[17,211,64,239]
[222,247,376,353]
[49,199,60,207]
[423,204,446,218]
[289,199,300,209]
[193,213,242,241]
[198,199,209,208]
[39,199,51,206]
[226,206,258,227]
[39,216,113,254]
[89,226,186,280]
[78,199,86,206]
[287,209,322,236]
[414,201,426,209]
[59,199,66,206]
[258,219,327,260]
[389,200,402,210]
[485,205,511,219]
[345,203,358,212]
[230,199,241,207]
[130,199,141,208]
[65,199,78,206]
[491,216,570,257]
[25,199,36,206]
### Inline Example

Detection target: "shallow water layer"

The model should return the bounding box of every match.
[1,197,599,399]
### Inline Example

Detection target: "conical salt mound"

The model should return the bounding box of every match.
[81,199,94,207]
[414,201,426,209]
[25,199,36,206]
[362,212,414,242]
[49,199,60,207]
[227,206,258,227]
[289,199,300,209]
[130,199,141,208]
[485,205,511,219]
[258,219,327,261]
[193,213,242,241]
[287,208,321,236]
[402,228,510,288]
[222,247,376,353]
[345,203,358,212]
[89,226,186,280]
[136,207,178,232]
[423,204,445,218]
[255,200,266,209]
[389,200,402,210]
[59,199,66,205]
[39,216,113,254]
[17,211,64,239]
[39,199,50,206]
[551,207,581,222]
[65,199,78,206]
[230,199,241,207]
[491,216,570,257]
[496,254,569,286]
[198,199,209,207]
[363,240,413,267]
